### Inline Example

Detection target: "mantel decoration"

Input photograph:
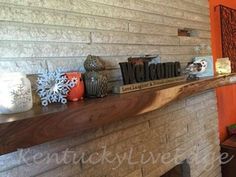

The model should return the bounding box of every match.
[84,55,108,98]
[66,72,85,101]
[185,56,214,80]
[37,69,77,106]
[0,72,33,114]
[185,44,213,80]
[113,55,184,94]
[119,56,181,85]
[216,57,232,75]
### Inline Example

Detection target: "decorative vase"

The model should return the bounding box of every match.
[0,72,33,114]
[66,72,85,101]
[84,55,108,98]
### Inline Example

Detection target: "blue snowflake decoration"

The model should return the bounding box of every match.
[37,69,76,106]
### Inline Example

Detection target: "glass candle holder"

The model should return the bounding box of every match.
[0,72,33,114]
[216,58,232,75]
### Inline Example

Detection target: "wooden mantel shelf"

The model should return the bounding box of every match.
[1,74,236,155]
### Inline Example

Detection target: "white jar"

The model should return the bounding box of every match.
[0,73,33,114]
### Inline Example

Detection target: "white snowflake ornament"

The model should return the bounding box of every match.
[11,84,32,112]
[37,69,76,106]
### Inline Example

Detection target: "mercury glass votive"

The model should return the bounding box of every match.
[216,58,232,75]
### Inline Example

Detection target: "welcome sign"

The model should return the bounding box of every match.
[113,60,184,94]
[119,61,181,85]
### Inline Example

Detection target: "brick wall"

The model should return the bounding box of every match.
[0,90,221,177]
[0,0,221,177]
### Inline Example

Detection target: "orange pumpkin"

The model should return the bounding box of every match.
[66,72,84,102]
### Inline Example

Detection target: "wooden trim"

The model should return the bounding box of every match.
[1,74,236,155]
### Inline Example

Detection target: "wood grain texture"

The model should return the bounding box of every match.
[0,74,236,155]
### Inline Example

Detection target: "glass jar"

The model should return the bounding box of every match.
[0,72,33,114]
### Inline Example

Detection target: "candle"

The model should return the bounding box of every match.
[0,72,33,114]
[216,58,231,75]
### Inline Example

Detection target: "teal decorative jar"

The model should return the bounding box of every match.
[84,55,108,98]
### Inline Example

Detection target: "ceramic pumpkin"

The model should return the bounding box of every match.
[66,72,84,101]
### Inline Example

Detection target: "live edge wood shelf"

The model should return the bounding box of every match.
[1,74,236,155]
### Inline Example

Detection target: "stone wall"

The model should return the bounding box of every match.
[0,90,221,177]
[0,0,222,177]
[0,0,211,86]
